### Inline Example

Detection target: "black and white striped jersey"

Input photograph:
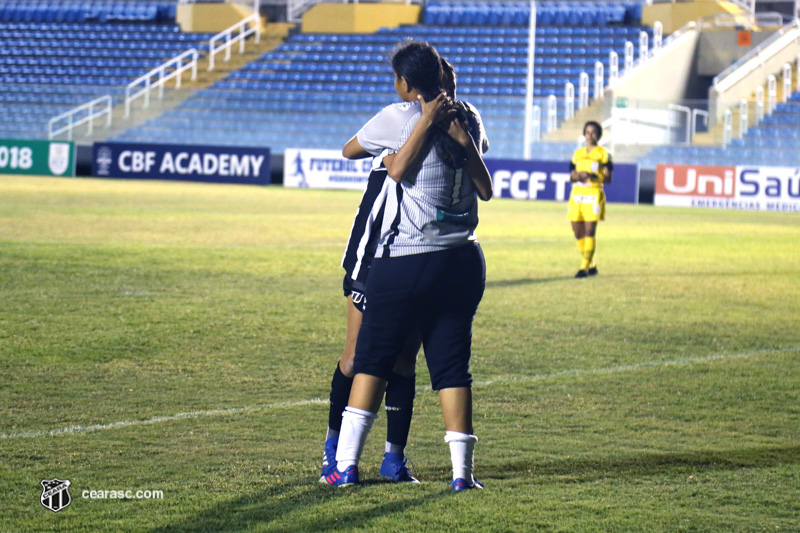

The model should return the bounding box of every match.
[355,100,488,258]
[341,153,392,287]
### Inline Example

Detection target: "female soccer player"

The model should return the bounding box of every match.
[323,40,492,491]
[568,121,613,278]
[320,57,488,486]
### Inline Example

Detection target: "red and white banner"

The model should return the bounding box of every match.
[655,164,800,212]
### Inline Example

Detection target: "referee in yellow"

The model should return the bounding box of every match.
[568,121,612,278]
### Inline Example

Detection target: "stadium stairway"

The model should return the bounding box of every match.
[114,2,651,159]
[78,26,287,145]
[692,67,798,146]
[0,19,217,141]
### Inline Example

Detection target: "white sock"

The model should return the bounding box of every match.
[444,431,478,481]
[385,442,404,455]
[335,407,377,471]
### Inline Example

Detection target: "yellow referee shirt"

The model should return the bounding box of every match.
[570,145,612,188]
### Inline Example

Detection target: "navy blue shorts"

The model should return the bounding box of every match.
[353,242,486,390]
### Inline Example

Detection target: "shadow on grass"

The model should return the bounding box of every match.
[493,444,800,483]
[486,276,573,289]
[151,478,449,533]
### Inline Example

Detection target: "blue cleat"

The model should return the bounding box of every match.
[452,477,484,491]
[319,437,338,483]
[323,465,359,487]
[380,452,420,483]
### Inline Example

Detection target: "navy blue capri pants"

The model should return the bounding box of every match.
[353,242,486,390]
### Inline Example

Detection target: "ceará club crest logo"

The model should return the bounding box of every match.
[40,478,71,512]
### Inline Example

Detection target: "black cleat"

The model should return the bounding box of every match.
[587,267,598,276]
[575,270,588,278]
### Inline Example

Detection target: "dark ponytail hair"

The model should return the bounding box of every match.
[391,41,467,169]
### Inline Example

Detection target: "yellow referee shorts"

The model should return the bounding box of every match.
[567,185,606,222]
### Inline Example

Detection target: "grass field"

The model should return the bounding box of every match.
[1,175,798,533]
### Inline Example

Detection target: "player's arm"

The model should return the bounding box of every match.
[445,116,492,201]
[342,135,371,159]
[602,157,613,184]
[569,161,588,182]
[384,93,449,183]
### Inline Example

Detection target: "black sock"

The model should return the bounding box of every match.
[384,373,416,450]
[328,363,353,434]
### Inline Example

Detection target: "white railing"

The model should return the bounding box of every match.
[755,85,765,124]
[697,11,784,30]
[48,96,113,140]
[609,51,619,86]
[578,72,589,109]
[738,98,748,137]
[647,0,754,9]
[546,94,557,133]
[667,103,691,144]
[624,40,634,72]
[691,109,709,139]
[208,12,261,71]
[782,62,792,102]
[125,49,199,118]
[565,82,574,120]
[767,74,777,113]
[722,108,733,147]
[594,61,604,100]
[531,105,541,142]
[639,31,648,65]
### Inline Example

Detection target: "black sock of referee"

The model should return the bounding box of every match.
[384,372,416,455]
[327,363,353,440]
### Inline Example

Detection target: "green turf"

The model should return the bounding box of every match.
[1,176,798,532]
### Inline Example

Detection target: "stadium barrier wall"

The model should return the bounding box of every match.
[301,3,421,34]
[655,163,800,211]
[643,0,740,34]
[92,142,271,185]
[282,149,639,205]
[486,159,639,204]
[177,2,257,33]
[0,139,76,177]
[605,24,701,108]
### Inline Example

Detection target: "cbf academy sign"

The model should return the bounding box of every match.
[92,142,271,185]
[0,138,75,177]
[486,158,639,204]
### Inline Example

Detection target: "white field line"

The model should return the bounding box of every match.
[474,345,799,387]
[2,346,797,440]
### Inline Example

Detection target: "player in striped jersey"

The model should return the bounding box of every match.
[321,57,488,486]
[323,41,492,490]
[321,150,423,485]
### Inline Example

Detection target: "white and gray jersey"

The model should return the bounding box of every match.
[355,100,488,258]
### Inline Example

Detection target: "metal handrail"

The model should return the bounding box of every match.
[691,109,709,139]
[207,12,261,71]
[713,19,800,91]
[697,11,785,30]
[667,103,691,144]
[48,95,112,140]
[124,49,198,118]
